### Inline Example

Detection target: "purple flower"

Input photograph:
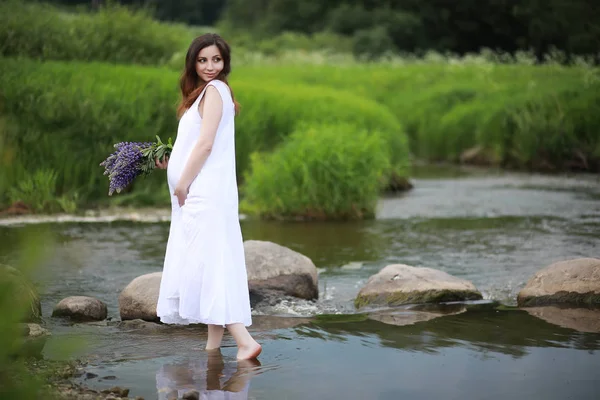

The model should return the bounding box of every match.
[100,141,152,195]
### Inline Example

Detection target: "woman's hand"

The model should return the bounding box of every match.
[174,184,188,207]
[155,156,169,170]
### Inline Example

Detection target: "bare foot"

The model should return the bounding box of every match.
[236,341,262,360]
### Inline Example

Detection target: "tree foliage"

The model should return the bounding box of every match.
[221,0,599,60]
[29,0,599,60]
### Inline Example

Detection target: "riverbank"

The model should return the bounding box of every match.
[0,207,173,227]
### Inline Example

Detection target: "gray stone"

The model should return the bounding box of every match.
[355,264,482,308]
[52,296,107,322]
[517,258,600,306]
[119,241,319,321]
[244,240,318,301]
[119,272,161,322]
[24,323,50,337]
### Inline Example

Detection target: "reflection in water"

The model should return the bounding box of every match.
[367,303,467,326]
[156,350,261,400]
[299,305,600,358]
[524,306,600,333]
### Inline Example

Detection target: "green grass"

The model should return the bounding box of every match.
[233,63,600,170]
[0,58,410,216]
[241,123,391,219]
[0,0,193,65]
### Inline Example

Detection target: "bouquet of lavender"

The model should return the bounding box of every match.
[100,135,173,195]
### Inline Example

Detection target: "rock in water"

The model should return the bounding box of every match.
[23,323,50,337]
[52,296,107,322]
[119,272,161,322]
[517,258,600,307]
[355,264,482,308]
[244,240,318,301]
[120,241,319,320]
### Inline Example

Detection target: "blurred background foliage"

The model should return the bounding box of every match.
[28,0,600,62]
[0,0,598,220]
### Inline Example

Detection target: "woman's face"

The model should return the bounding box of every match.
[195,45,224,82]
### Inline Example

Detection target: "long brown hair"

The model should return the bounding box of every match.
[176,33,240,118]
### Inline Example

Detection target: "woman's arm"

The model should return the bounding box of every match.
[174,85,223,206]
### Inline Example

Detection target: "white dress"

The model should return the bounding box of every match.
[156,80,252,327]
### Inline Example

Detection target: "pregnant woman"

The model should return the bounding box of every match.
[155,33,261,361]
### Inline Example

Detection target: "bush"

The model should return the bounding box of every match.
[242,123,391,220]
[232,80,407,182]
[481,87,600,170]
[0,0,190,65]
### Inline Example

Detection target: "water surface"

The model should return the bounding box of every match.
[2,167,600,399]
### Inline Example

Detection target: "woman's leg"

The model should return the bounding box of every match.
[226,323,262,360]
[206,324,225,350]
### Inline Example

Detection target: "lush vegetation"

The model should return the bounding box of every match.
[0,1,191,64]
[234,63,600,171]
[220,0,600,59]
[0,57,410,216]
[1,1,598,219]
[39,0,600,62]
[242,123,391,219]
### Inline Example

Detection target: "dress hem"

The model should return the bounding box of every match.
[157,310,252,328]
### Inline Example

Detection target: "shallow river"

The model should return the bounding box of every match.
[2,167,600,399]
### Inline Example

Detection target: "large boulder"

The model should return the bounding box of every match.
[517,258,600,307]
[0,264,42,322]
[120,241,319,321]
[119,272,161,322]
[52,296,107,322]
[244,240,318,302]
[355,264,482,308]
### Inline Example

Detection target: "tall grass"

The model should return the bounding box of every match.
[0,0,192,65]
[232,81,407,181]
[233,63,600,171]
[0,58,410,211]
[0,58,179,208]
[242,123,391,219]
